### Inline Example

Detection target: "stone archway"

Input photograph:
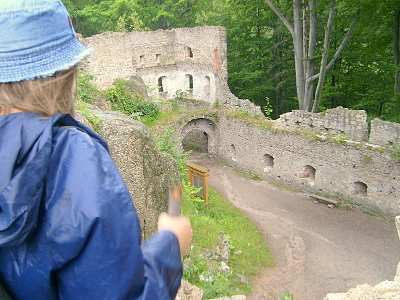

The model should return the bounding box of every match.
[181,118,217,155]
[182,130,209,153]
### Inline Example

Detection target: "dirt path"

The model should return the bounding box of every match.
[191,155,400,300]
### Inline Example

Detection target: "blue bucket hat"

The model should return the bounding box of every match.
[0,0,89,83]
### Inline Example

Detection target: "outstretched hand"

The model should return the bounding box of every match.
[158,213,192,256]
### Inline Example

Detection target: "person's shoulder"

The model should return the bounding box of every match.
[49,122,132,216]
[53,123,108,159]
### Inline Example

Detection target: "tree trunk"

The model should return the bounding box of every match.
[394,9,400,95]
[303,0,317,111]
[303,3,309,77]
[293,0,306,109]
[265,0,358,112]
[312,0,336,112]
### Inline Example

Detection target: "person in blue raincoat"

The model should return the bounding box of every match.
[0,1,193,299]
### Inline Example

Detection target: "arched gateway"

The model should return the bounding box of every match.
[180,117,217,155]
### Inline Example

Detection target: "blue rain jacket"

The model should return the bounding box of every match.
[0,112,182,300]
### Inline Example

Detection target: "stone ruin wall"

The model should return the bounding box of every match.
[176,108,400,217]
[217,116,400,215]
[370,118,400,146]
[213,108,400,215]
[276,107,369,142]
[81,26,400,215]
[83,27,229,104]
[275,107,400,146]
[82,26,262,115]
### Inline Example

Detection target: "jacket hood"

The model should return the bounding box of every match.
[0,112,103,248]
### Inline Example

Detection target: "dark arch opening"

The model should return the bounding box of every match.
[158,76,166,93]
[205,76,211,99]
[230,144,237,162]
[186,74,194,91]
[264,154,274,172]
[185,46,193,58]
[182,130,209,153]
[354,181,368,196]
[302,165,316,186]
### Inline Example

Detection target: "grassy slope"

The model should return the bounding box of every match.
[183,187,273,299]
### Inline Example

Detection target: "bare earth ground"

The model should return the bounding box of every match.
[191,154,400,300]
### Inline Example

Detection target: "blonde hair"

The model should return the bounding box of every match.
[0,67,77,116]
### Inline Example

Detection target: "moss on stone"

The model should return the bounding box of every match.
[225,109,273,130]
[76,100,103,132]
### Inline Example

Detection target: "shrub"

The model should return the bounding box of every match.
[78,72,100,104]
[105,79,159,122]
[155,128,188,178]
[75,100,102,132]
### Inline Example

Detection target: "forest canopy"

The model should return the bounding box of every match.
[64,0,400,122]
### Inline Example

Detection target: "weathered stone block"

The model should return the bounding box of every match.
[370,118,400,146]
[276,107,369,142]
[176,280,203,300]
[90,109,180,237]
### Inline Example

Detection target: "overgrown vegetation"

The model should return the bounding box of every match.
[75,100,103,131]
[226,109,273,130]
[76,73,103,131]
[105,79,160,123]
[280,292,295,300]
[183,188,272,298]
[154,129,273,298]
[78,72,100,104]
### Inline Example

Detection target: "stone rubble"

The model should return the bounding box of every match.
[176,280,204,300]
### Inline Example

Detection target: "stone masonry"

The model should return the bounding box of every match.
[83,27,226,103]
[81,26,400,216]
[177,106,400,215]
[215,113,400,215]
[82,27,261,115]
[88,109,180,238]
[370,118,400,146]
[276,107,369,142]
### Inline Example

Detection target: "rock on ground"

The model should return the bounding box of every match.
[88,109,180,238]
[176,280,203,300]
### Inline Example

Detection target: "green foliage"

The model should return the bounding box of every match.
[263,96,273,118]
[155,128,188,178]
[64,0,148,35]
[105,80,160,123]
[75,100,102,132]
[226,109,273,130]
[78,72,100,104]
[183,188,273,298]
[280,292,294,300]
[329,133,348,145]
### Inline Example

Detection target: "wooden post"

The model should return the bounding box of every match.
[187,162,210,207]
